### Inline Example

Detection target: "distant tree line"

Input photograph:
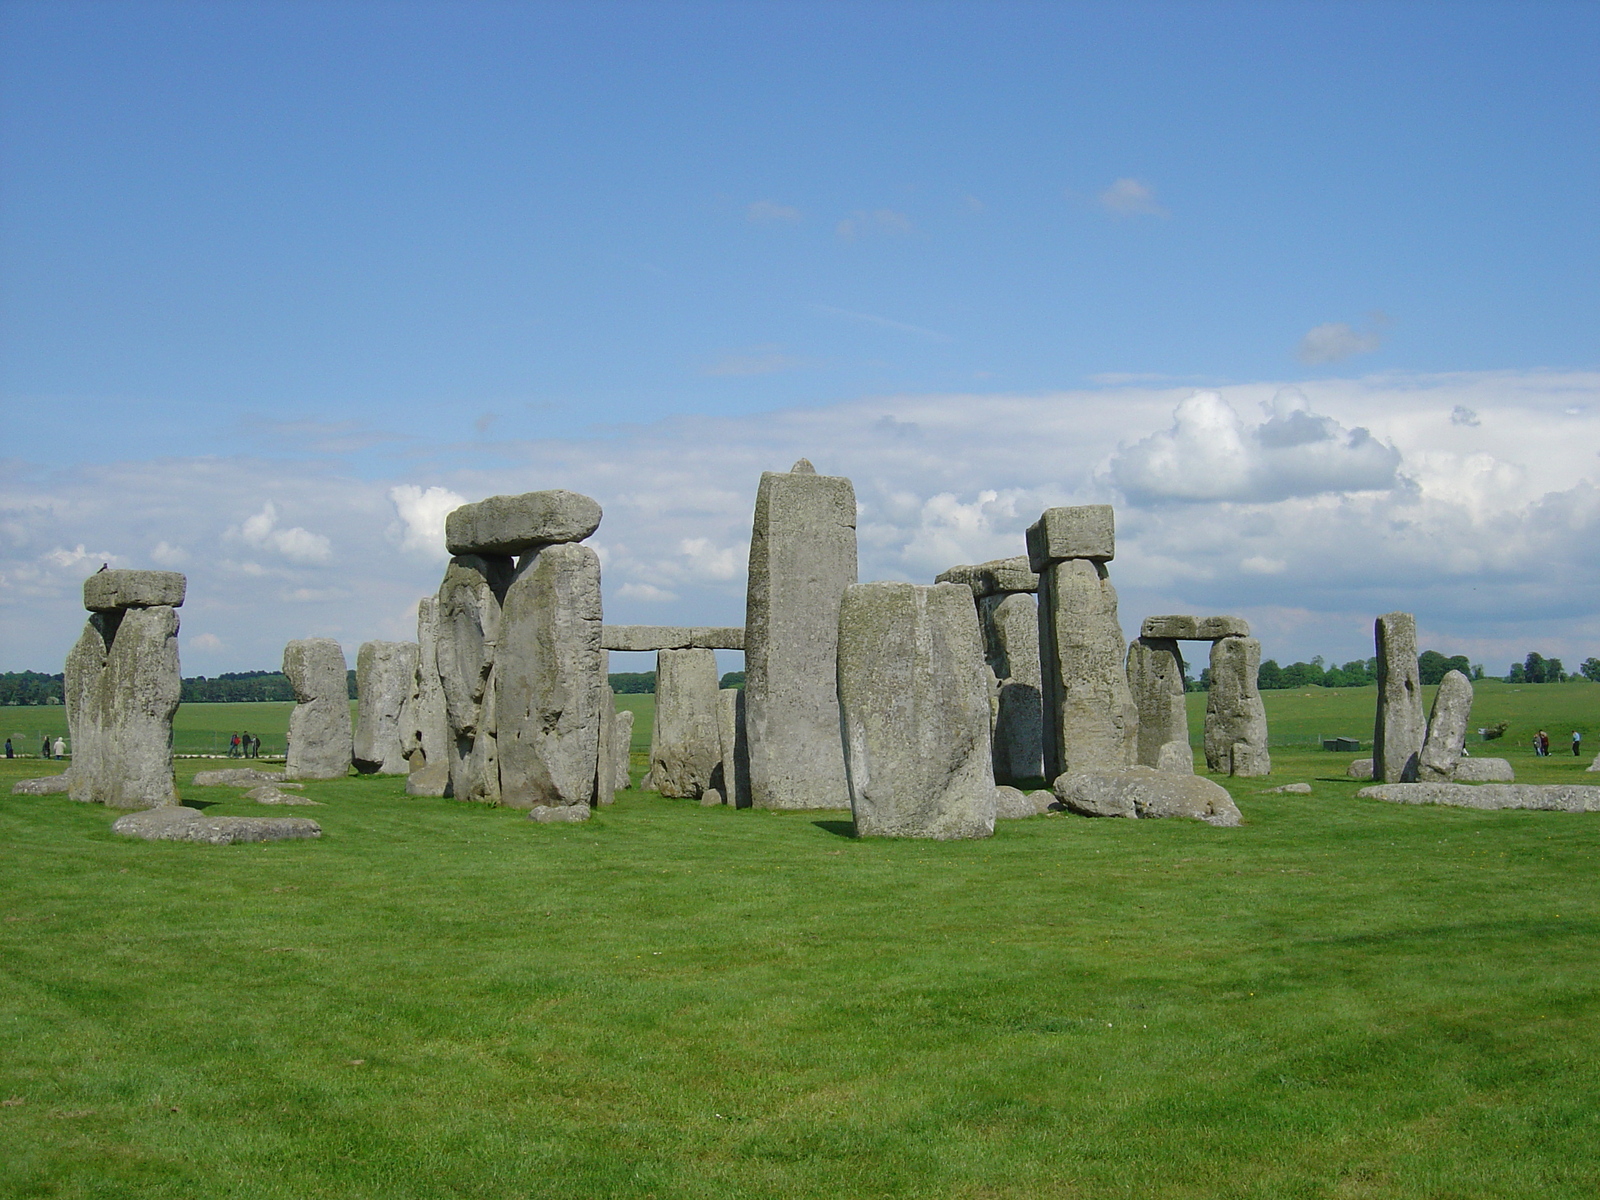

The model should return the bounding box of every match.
[1189,651,1488,692]
[1509,653,1600,683]
[0,671,64,705]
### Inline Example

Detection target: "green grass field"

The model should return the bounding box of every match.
[4,683,1600,1197]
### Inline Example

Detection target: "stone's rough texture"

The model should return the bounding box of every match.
[245,786,322,805]
[1026,505,1115,572]
[699,789,724,807]
[1139,615,1250,641]
[790,458,816,474]
[1037,558,1138,779]
[11,775,70,795]
[1590,752,1600,773]
[601,626,745,652]
[495,542,604,809]
[991,593,1041,685]
[283,638,353,782]
[716,687,751,808]
[445,490,602,556]
[647,648,721,799]
[403,597,451,773]
[1053,768,1243,827]
[1418,670,1474,781]
[1374,612,1425,783]
[112,806,322,844]
[83,570,186,612]
[353,641,418,775]
[595,676,617,804]
[67,605,183,808]
[612,709,635,791]
[436,555,513,804]
[1348,758,1375,779]
[991,593,1044,783]
[936,556,1039,599]
[528,804,591,823]
[1203,637,1271,777]
[192,768,286,787]
[1451,758,1515,782]
[745,464,857,809]
[1127,637,1192,774]
[993,785,1052,819]
[838,582,995,840]
[1358,783,1600,812]
[405,761,451,796]
[1264,782,1313,794]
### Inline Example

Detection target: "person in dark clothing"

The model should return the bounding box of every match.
[4,738,12,758]
[41,736,50,759]
[1575,731,1583,757]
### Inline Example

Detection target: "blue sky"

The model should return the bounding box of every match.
[2,1,1597,675]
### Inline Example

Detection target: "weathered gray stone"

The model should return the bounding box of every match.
[527,804,591,823]
[991,593,1044,783]
[402,597,451,775]
[244,786,322,806]
[1417,670,1473,782]
[595,673,617,805]
[744,462,856,810]
[10,775,70,796]
[993,785,1053,819]
[716,687,750,808]
[1139,615,1251,641]
[405,760,451,796]
[699,788,724,807]
[1357,783,1600,812]
[647,648,722,799]
[936,557,1038,598]
[66,604,182,809]
[445,489,602,556]
[1025,505,1115,572]
[1373,612,1425,784]
[83,570,186,612]
[1052,767,1242,826]
[282,638,352,782]
[495,542,604,809]
[838,582,995,840]
[1590,751,1600,773]
[612,709,635,792]
[1203,637,1271,777]
[1037,558,1138,778]
[1347,758,1375,779]
[1127,637,1192,774]
[191,768,286,787]
[111,806,322,844]
[1451,757,1514,782]
[601,626,746,652]
[353,641,418,775]
[436,555,513,804]
[1263,782,1312,794]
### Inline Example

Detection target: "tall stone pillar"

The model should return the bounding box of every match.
[1028,506,1137,780]
[647,647,722,799]
[716,687,751,808]
[1127,637,1193,773]
[612,709,636,792]
[1203,636,1270,776]
[283,637,353,782]
[1418,669,1473,781]
[435,554,513,804]
[744,459,857,809]
[1373,611,1424,783]
[404,597,451,770]
[353,641,418,775]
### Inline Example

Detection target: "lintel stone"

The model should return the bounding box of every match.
[1139,614,1250,640]
[84,570,187,612]
[1025,505,1115,572]
[445,490,602,556]
[601,625,745,652]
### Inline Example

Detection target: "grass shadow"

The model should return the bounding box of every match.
[811,819,856,839]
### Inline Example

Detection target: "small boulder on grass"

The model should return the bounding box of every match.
[1053,767,1242,827]
[993,786,1054,819]
[191,768,286,788]
[112,806,322,844]
[243,786,323,806]
[11,775,70,796]
[528,805,591,824]
[1262,783,1312,795]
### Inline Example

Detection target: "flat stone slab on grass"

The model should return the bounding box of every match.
[191,768,287,787]
[112,806,322,844]
[1054,767,1242,826]
[1452,758,1514,782]
[244,786,323,806]
[1262,782,1312,794]
[1357,783,1600,812]
[528,804,592,823]
[11,775,71,796]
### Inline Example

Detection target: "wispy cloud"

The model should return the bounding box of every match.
[836,209,914,239]
[1097,178,1168,218]
[812,304,946,341]
[1296,316,1386,364]
[746,200,803,224]
[700,346,812,377]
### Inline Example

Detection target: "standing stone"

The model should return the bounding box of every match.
[1203,636,1271,777]
[838,582,995,839]
[744,460,857,809]
[647,648,722,799]
[495,541,604,809]
[283,638,353,781]
[1419,669,1474,782]
[353,641,418,775]
[1127,637,1193,774]
[63,614,113,798]
[436,554,513,804]
[595,653,617,805]
[991,592,1044,782]
[1373,612,1425,784]
[612,709,635,791]
[1036,557,1138,779]
[404,597,451,773]
[716,686,751,808]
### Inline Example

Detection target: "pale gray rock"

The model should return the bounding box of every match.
[445,489,602,556]
[83,569,186,612]
[283,638,353,782]
[436,555,513,804]
[647,648,722,799]
[744,462,857,809]
[595,675,617,804]
[1139,615,1250,641]
[1347,758,1375,779]
[405,760,451,796]
[1418,670,1473,782]
[112,806,322,844]
[191,768,286,787]
[1357,783,1600,812]
[991,592,1041,685]
[1037,557,1138,778]
[993,785,1052,819]
[1127,637,1192,774]
[495,542,605,809]
[10,775,70,796]
[1373,612,1425,783]
[936,557,1038,599]
[1196,616,1251,640]
[716,687,750,808]
[244,786,322,805]
[353,641,418,775]
[699,788,724,807]
[1263,782,1312,794]
[600,626,746,652]
[66,604,182,809]
[1203,637,1271,777]
[1053,767,1242,826]
[991,593,1043,783]
[528,804,591,823]
[402,597,451,775]
[1451,758,1514,782]
[838,582,995,840]
[1025,505,1115,572]
[612,709,635,792]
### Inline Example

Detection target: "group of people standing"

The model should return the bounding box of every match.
[1529,730,1584,757]
[229,731,262,758]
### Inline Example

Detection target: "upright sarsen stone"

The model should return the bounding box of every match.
[353,641,418,775]
[612,709,635,791]
[1374,612,1425,784]
[744,460,857,809]
[716,686,750,808]
[991,592,1043,782]
[283,638,352,781]
[64,614,112,800]
[404,597,451,773]
[1203,636,1270,777]
[436,554,513,804]
[1128,637,1192,773]
[838,582,995,839]
[1037,558,1138,779]
[648,648,722,799]
[1419,669,1473,782]
[495,542,604,809]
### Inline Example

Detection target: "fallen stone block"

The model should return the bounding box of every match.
[527,804,592,823]
[244,786,323,806]
[83,570,186,612]
[993,785,1053,819]
[1025,505,1115,571]
[1347,758,1374,779]
[1262,782,1312,794]
[1053,767,1242,826]
[445,490,602,556]
[10,775,71,796]
[699,788,724,807]
[405,760,451,796]
[112,806,322,844]
[191,767,287,787]
[1356,783,1600,812]
[1451,757,1514,782]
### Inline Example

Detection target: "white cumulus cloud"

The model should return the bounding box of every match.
[389,484,466,559]
[233,502,332,563]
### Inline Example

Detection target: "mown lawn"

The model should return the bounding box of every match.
[5,705,1600,1197]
